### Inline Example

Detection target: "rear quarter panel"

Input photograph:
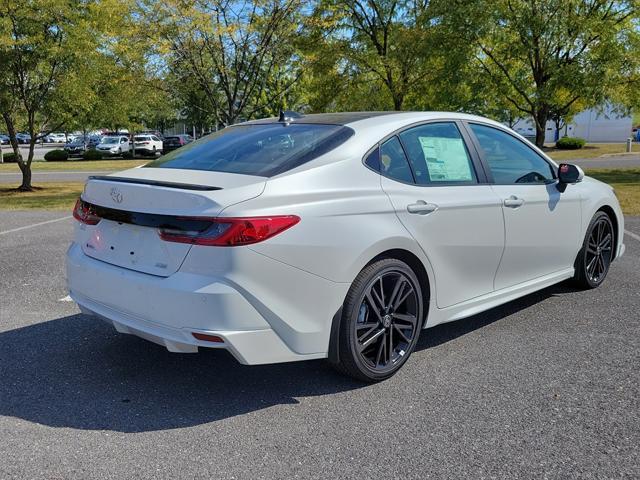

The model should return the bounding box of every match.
[219,153,435,291]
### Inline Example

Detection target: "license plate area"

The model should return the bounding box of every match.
[81,220,192,276]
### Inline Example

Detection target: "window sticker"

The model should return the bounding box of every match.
[418,136,473,182]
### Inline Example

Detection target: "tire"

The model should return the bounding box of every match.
[573,211,614,289]
[331,258,425,382]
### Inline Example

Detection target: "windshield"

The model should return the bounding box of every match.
[102,137,119,144]
[145,123,354,177]
[135,136,151,141]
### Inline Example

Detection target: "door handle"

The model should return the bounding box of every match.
[407,200,438,215]
[503,195,525,208]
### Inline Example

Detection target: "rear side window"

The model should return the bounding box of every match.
[146,124,354,177]
[380,136,414,183]
[399,122,476,184]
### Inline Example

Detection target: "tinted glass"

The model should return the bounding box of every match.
[470,124,554,184]
[146,124,354,177]
[399,122,476,184]
[380,136,414,183]
[364,148,381,172]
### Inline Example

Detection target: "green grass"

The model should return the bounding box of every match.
[0,182,84,210]
[545,143,631,160]
[585,168,640,216]
[0,159,148,172]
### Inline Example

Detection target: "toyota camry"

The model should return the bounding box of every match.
[67,112,625,381]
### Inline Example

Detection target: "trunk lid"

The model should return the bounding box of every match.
[77,167,266,276]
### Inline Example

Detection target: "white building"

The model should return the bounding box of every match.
[512,105,633,143]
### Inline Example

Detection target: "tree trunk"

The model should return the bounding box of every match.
[533,108,549,148]
[18,162,32,191]
[17,139,37,191]
[2,112,22,160]
[392,91,404,111]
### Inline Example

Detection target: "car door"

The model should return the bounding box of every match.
[466,123,582,290]
[376,121,505,309]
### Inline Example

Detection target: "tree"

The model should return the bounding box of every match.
[310,1,434,111]
[0,0,103,189]
[150,0,310,127]
[442,0,640,147]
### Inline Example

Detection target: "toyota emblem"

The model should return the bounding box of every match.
[110,187,123,204]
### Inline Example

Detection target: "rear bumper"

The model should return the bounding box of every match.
[133,147,160,155]
[66,242,345,364]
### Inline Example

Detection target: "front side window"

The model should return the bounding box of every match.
[469,124,554,184]
[380,136,414,184]
[146,123,354,177]
[399,122,476,184]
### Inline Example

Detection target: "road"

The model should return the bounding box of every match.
[0,212,639,479]
[565,154,640,169]
[1,144,59,161]
[0,171,112,184]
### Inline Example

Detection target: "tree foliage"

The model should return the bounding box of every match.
[441,0,640,146]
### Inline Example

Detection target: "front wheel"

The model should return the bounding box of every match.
[331,258,425,382]
[573,211,614,289]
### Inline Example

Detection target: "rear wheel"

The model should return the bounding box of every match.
[332,258,424,382]
[573,211,614,289]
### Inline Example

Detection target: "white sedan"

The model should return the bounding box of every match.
[67,112,624,381]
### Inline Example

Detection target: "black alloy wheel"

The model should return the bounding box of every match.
[574,211,614,289]
[332,258,424,382]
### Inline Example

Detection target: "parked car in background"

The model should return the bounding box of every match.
[64,136,102,157]
[0,134,9,145]
[45,133,67,143]
[138,130,165,141]
[133,135,163,156]
[163,134,193,153]
[16,133,31,144]
[96,135,131,157]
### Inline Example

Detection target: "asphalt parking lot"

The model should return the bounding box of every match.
[1,212,639,479]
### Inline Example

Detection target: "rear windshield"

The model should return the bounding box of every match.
[145,123,354,177]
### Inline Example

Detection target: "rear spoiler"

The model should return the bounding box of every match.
[88,176,222,191]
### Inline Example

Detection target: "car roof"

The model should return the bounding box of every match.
[240,111,506,128]
[242,111,398,126]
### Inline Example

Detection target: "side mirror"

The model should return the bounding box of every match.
[557,163,584,191]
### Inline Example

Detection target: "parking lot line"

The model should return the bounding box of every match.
[625,229,640,242]
[0,215,72,235]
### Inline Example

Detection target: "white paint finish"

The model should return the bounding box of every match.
[76,220,193,277]
[0,215,72,236]
[490,182,582,290]
[83,169,266,216]
[66,112,626,365]
[381,179,504,308]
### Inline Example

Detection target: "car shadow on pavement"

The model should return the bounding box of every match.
[0,281,580,433]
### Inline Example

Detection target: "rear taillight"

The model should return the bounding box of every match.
[159,215,300,247]
[73,198,101,225]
